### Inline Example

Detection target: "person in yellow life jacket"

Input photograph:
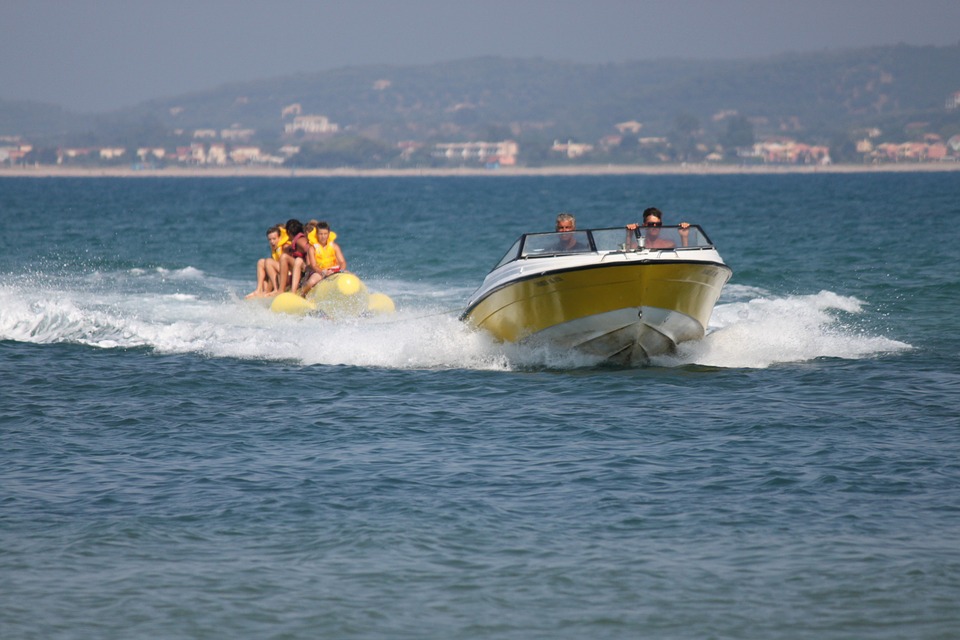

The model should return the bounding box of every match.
[301,220,347,296]
[305,221,336,248]
[245,224,289,298]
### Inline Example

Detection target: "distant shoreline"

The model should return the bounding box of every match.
[1,162,959,178]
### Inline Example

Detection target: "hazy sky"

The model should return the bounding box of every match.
[2,0,958,113]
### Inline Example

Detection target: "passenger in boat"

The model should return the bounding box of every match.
[301,221,347,295]
[245,224,288,298]
[556,212,576,232]
[552,212,589,251]
[278,219,318,294]
[626,207,691,249]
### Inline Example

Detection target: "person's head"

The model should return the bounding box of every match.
[285,218,303,237]
[642,207,663,231]
[556,212,576,232]
[304,221,318,236]
[266,226,281,248]
[315,221,331,244]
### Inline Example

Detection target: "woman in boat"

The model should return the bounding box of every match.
[626,207,690,249]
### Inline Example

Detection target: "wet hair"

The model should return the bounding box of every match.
[284,218,303,236]
[266,225,281,237]
[316,221,330,231]
[642,207,663,222]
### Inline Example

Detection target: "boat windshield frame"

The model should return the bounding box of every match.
[492,225,716,270]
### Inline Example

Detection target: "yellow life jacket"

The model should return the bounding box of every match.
[271,227,291,261]
[313,241,340,269]
[308,230,339,268]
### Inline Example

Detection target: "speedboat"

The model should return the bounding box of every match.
[460,225,732,363]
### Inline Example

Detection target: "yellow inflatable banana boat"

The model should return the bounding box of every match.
[269,272,395,318]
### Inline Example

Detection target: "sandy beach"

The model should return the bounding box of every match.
[1,162,958,178]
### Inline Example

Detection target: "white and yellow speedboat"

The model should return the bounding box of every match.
[461,225,732,363]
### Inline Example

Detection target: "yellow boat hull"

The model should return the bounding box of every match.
[462,261,731,361]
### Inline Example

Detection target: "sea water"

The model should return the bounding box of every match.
[1,173,958,639]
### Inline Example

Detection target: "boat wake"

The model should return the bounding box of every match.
[0,275,910,371]
[652,285,911,369]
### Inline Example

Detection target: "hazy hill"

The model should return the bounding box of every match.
[4,44,960,155]
[0,100,94,139]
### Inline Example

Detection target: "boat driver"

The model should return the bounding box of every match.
[626,207,691,249]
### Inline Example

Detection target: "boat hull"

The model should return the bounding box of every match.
[462,260,731,362]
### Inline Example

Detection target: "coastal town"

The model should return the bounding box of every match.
[3,128,959,172]
[3,88,960,172]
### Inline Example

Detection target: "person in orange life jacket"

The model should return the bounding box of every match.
[301,220,347,296]
[278,219,318,293]
[245,224,287,299]
[626,207,691,249]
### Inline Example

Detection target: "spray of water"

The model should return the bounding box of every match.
[0,275,910,371]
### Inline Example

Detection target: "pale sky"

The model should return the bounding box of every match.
[1,0,958,113]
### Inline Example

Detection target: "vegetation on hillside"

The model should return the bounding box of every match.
[3,44,959,167]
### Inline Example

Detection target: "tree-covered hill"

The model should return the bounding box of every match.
[4,44,959,159]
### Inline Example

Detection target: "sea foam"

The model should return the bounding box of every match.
[0,275,911,371]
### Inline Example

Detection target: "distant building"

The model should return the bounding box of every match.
[599,135,623,150]
[137,147,166,161]
[284,115,339,135]
[58,148,94,163]
[281,103,302,118]
[711,110,738,122]
[184,143,206,165]
[102,148,121,158]
[0,142,32,164]
[229,146,262,164]
[615,121,643,134]
[747,139,831,165]
[207,144,227,165]
[945,91,960,110]
[432,140,518,165]
[221,128,255,141]
[193,129,217,139]
[552,140,594,159]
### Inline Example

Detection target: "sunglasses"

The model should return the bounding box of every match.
[643,221,662,227]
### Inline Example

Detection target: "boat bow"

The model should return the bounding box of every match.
[461,225,732,363]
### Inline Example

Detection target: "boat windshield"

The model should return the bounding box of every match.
[493,226,715,269]
[591,225,713,251]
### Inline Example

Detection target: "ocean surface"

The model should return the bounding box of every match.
[2,172,959,639]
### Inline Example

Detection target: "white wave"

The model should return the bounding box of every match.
[155,266,205,279]
[0,276,911,371]
[0,280,508,370]
[653,290,911,369]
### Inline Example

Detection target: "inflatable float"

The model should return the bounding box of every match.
[269,272,396,319]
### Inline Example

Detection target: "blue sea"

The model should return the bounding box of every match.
[2,172,959,639]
